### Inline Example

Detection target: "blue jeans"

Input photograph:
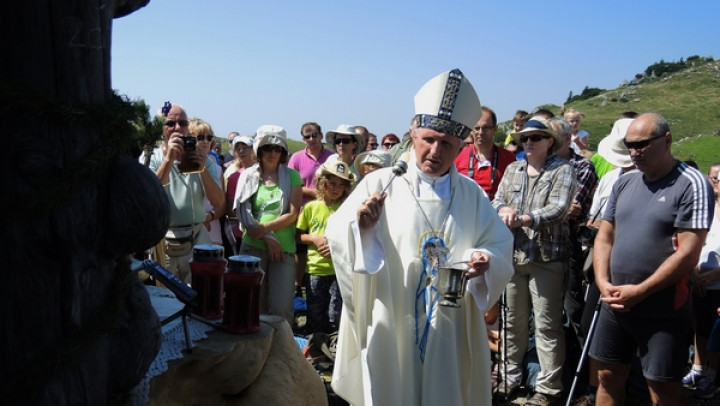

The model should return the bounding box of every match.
[305,274,341,334]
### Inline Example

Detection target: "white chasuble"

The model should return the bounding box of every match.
[326,157,514,406]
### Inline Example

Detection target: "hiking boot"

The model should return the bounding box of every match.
[525,392,561,406]
[682,368,705,389]
[694,378,720,399]
[572,394,594,406]
[492,383,518,400]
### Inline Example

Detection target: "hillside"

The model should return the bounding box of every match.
[498,57,720,172]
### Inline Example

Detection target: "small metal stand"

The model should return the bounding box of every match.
[131,257,221,352]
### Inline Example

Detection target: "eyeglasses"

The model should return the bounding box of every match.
[164,119,189,128]
[369,143,379,148]
[261,145,283,153]
[473,125,496,132]
[383,142,397,148]
[622,134,665,151]
[334,138,355,145]
[302,132,322,140]
[196,134,214,142]
[519,134,551,143]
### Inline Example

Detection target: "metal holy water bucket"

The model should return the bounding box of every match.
[436,267,468,307]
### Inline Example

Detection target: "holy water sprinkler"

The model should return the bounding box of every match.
[380,160,408,195]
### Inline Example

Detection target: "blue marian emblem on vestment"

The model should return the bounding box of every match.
[415,235,448,362]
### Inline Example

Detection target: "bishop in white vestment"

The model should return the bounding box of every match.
[325,69,514,406]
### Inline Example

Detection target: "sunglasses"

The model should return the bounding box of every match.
[164,119,189,128]
[519,134,551,143]
[303,132,322,140]
[196,134,214,142]
[622,133,665,151]
[261,145,283,153]
[369,143,379,148]
[334,138,355,145]
[383,142,397,148]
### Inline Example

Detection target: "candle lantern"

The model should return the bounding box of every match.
[223,255,264,334]
[189,244,226,319]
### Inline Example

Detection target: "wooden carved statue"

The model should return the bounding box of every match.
[0,1,168,404]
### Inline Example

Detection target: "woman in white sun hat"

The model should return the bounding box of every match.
[234,125,303,325]
[325,124,366,179]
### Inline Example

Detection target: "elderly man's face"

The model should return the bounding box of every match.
[162,105,189,141]
[412,127,463,177]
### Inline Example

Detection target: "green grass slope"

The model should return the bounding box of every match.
[501,58,720,173]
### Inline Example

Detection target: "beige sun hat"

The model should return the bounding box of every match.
[326,124,366,154]
[317,160,355,183]
[598,118,634,168]
[354,150,391,178]
[413,68,482,140]
[513,116,563,152]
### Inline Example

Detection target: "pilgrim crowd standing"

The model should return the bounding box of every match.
[139,79,720,406]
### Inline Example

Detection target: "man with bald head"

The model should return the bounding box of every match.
[588,113,713,406]
[145,103,225,283]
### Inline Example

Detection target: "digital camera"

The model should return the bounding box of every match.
[178,135,202,174]
[577,225,599,246]
[180,135,197,151]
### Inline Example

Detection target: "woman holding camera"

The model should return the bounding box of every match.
[189,118,224,246]
[491,117,577,406]
[234,125,303,325]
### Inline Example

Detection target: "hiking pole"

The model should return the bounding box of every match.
[565,297,602,406]
[499,288,510,401]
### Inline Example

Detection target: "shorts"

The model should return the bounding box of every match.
[588,304,690,382]
[692,290,720,337]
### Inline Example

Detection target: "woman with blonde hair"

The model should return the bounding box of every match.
[189,118,225,245]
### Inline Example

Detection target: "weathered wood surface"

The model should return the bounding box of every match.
[147,316,328,406]
[0,1,170,405]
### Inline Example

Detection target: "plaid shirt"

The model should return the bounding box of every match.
[568,152,597,223]
[492,154,577,264]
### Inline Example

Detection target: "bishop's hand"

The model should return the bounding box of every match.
[357,192,386,230]
[465,251,489,279]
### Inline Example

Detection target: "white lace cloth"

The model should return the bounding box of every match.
[130,286,215,406]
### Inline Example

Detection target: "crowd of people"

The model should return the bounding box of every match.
[140,68,720,406]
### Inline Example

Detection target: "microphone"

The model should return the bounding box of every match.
[380,160,408,195]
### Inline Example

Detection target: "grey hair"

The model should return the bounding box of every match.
[646,113,670,137]
[548,116,572,137]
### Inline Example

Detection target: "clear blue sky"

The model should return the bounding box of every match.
[111,0,720,142]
